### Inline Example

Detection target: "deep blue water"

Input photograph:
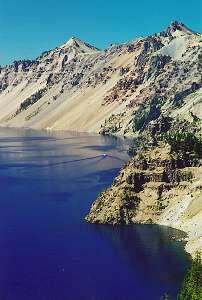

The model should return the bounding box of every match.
[0,128,191,300]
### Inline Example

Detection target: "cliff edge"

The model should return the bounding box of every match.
[86,131,202,258]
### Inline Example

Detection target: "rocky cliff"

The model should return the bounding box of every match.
[86,134,202,257]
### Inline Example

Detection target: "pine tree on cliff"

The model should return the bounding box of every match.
[177,252,202,300]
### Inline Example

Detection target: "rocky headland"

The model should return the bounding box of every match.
[86,127,202,257]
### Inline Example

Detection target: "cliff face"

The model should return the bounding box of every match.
[86,144,202,257]
[0,22,202,134]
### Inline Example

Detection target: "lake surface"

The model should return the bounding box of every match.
[0,128,191,300]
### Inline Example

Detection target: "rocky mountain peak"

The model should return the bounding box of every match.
[65,36,82,46]
[165,20,197,36]
[62,36,99,53]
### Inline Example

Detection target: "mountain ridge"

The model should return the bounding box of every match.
[0,21,201,134]
[1,20,196,67]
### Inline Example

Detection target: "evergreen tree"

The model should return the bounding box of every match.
[177,252,202,300]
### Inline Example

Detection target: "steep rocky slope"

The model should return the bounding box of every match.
[86,137,202,257]
[0,21,202,134]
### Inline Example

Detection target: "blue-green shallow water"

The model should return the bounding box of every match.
[0,128,191,300]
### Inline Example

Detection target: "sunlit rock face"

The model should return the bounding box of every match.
[0,21,202,135]
[86,143,202,258]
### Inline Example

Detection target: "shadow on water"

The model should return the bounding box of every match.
[92,224,191,298]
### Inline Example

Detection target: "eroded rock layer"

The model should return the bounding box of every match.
[86,142,202,257]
